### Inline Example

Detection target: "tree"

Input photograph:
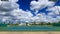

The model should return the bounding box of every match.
[47,22,51,25]
[1,0,8,1]
[50,0,58,2]
[25,21,29,26]
[40,22,44,25]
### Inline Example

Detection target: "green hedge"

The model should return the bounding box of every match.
[0,24,7,27]
[53,23,60,26]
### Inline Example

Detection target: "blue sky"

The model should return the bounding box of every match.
[17,0,60,16]
[0,0,60,23]
[18,0,60,10]
[17,0,36,16]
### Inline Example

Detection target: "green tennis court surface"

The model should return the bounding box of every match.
[0,25,60,31]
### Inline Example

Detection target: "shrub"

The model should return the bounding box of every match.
[53,23,60,26]
[0,23,7,27]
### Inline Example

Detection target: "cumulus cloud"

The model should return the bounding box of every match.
[29,0,60,23]
[0,0,60,24]
[32,13,60,23]
[30,0,55,14]
[46,6,60,23]
[0,0,33,24]
[0,0,19,23]
[47,6,60,15]
[9,0,18,2]
[10,9,33,23]
[0,1,19,11]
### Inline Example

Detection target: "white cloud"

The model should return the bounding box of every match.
[0,0,60,24]
[10,9,33,23]
[10,9,33,19]
[47,6,60,15]
[30,0,55,14]
[0,0,34,24]
[0,0,18,2]
[0,2,19,11]
[0,0,20,23]
[46,6,60,23]
[9,0,18,2]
